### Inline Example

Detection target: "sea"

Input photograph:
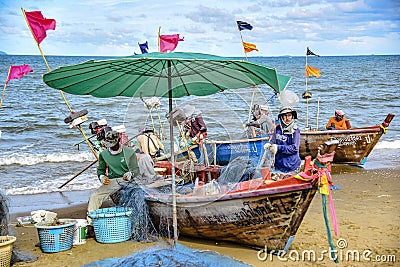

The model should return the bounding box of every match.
[0,54,399,213]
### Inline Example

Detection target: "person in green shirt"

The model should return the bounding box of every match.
[87,129,140,235]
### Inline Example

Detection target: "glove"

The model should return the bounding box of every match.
[269,144,278,155]
[100,175,110,185]
[122,172,132,181]
[264,143,272,150]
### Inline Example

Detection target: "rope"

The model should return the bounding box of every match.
[322,194,339,263]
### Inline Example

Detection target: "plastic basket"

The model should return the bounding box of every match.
[0,236,16,267]
[88,207,132,243]
[34,219,76,253]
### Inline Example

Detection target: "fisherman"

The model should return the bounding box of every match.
[86,129,140,237]
[264,106,301,177]
[137,128,164,159]
[326,110,351,130]
[246,104,275,138]
[182,105,207,145]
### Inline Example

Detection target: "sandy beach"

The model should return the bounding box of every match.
[6,167,400,267]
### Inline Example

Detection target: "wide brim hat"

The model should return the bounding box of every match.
[279,106,297,119]
[101,130,120,148]
[182,105,195,118]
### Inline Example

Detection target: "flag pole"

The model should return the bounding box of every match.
[0,65,12,109]
[238,30,248,60]
[305,47,309,130]
[21,7,98,159]
[21,8,73,113]
[158,26,161,52]
[238,23,253,123]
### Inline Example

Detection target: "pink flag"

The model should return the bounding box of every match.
[25,10,56,44]
[159,34,184,52]
[7,64,33,84]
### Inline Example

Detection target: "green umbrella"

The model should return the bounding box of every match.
[43,51,291,243]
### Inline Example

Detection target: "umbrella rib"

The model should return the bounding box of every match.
[229,61,279,92]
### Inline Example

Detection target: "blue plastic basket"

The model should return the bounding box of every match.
[34,219,76,253]
[88,207,133,244]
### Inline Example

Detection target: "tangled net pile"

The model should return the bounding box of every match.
[83,242,252,267]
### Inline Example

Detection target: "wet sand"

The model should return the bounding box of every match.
[8,167,400,267]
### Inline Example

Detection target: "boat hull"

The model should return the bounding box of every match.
[147,178,317,250]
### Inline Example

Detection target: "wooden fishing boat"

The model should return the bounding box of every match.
[147,140,338,251]
[147,176,317,251]
[201,113,394,166]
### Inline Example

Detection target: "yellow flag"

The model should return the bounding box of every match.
[306,65,321,78]
[242,41,259,53]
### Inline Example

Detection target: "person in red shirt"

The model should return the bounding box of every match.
[326,110,351,130]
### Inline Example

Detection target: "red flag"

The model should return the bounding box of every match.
[24,10,56,44]
[6,64,33,84]
[159,34,184,52]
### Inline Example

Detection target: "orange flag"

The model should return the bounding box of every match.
[306,65,321,78]
[242,41,259,53]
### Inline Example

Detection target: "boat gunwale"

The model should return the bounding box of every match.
[208,125,382,145]
[146,181,313,204]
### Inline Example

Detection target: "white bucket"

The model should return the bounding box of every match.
[73,219,87,245]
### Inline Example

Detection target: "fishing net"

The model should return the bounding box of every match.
[116,182,193,242]
[0,190,10,235]
[0,191,38,264]
[218,157,258,185]
[82,242,252,267]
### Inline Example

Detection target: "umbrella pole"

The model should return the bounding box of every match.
[168,62,178,245]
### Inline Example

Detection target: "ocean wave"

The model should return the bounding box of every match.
[375,140,400,149]
[5,174,100,195]
[0,151,95,166]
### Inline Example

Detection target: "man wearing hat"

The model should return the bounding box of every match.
[326,110,351,130]
[264,106,301,175]
[86,129,139,237]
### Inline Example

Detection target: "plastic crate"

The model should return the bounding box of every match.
[34,219,76,253]
[88,207,132,243]
[0,236,16,267]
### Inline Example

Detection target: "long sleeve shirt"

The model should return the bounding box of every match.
[97,146,139,179]
[270,125,301,173]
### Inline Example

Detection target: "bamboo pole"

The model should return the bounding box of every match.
[0,65,11,109]
[21,7,98,159]
[158,26,161,52]
[305,47,309,130]
[58,159,98,189]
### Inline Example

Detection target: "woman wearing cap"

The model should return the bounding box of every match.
[326,110,351,130]
[86,130,140,237]
[264,106,301,175]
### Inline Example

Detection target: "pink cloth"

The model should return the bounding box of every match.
[25,10,56,44]
[159,34,184,52]
[7,64,33,84]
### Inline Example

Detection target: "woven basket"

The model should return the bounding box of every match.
[35,219,76,253]
[0,236,16,267]
[88,207,132,243]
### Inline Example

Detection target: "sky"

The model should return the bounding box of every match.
[0,0,399,57]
